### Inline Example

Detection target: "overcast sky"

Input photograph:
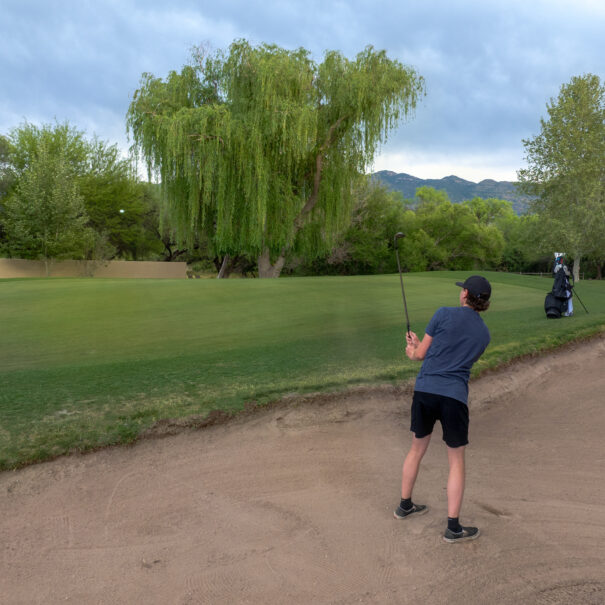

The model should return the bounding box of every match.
[1,0,603,182]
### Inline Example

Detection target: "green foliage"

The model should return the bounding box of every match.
[78,147,165,260]
[127,40,425,273]
[2,142,95,271]
[398,187,505,271]
[7,122,89,176]
[462,196,545,272]
[290,183,520,275]
[518,74,605,276]
[496,213,544,272]
[1,274,604,469]
[324,179,408,274]
[463,196,515,225]
[1,121,166,262]
[0,134,15,200]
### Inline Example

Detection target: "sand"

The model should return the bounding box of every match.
[1,335,604,604]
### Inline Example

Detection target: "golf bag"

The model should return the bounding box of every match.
[544,292,568,319]
[545,254,573,318]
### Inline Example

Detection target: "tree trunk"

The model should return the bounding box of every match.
[257,249,286,278]
[572,257,581,282]
[217,254,231,279]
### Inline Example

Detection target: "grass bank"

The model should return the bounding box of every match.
[1,272,604,469]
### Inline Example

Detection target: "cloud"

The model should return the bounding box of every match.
[1,0,603,180]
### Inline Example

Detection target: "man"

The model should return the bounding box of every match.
[394,275,491,543]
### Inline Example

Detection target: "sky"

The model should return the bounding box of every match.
[1,0,603,182]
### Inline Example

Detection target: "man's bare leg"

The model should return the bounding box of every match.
[394,434,431,519]
[446,445,465,518]
[442,445,479,542]
[401,434,432,499]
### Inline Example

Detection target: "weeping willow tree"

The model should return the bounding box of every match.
[127,40,424,277]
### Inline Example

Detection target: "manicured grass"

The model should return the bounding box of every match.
[1,272,604,469]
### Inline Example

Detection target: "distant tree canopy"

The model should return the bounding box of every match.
[2,140,95,274]
[0,135,15,200]
[408,187,505,270]
[518,73,605,281]
[0,121,166,262]
[127,40,425,277]
[286,180,540,277]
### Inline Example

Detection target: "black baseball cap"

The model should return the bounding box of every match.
[456,275,491,300]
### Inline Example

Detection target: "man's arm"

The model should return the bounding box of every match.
[405,331,433,361]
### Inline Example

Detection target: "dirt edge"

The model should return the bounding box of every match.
[141,331,605,438]
[5,332,602,472]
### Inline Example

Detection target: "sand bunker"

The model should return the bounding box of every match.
[1,335,604,604]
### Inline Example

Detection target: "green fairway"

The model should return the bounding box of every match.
[1,272,604,469]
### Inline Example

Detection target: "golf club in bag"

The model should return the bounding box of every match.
[394,232,411,334]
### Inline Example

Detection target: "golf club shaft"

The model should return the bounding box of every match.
[394,237,411,334]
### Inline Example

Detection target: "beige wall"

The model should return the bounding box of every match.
[0,258,188,279]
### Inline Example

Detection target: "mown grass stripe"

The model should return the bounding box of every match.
[1,272,604,469]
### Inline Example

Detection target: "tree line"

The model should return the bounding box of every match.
[0,123,169,274]
[1,41,603,279]
[0,126,557,279]
[281,179,545,277]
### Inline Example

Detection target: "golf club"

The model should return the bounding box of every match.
[393,232,411,334]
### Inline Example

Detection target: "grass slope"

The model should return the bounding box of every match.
[1,272,604,469]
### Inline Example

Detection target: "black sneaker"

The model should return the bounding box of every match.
[393,503,428,519]
[443,526,480,543]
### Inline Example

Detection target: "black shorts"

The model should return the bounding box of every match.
[410,390,469,448]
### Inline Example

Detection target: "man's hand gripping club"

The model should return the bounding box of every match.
[405,331,432,361]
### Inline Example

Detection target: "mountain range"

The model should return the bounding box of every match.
[372,170,533,214]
